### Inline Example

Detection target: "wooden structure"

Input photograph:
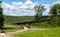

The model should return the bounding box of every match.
[12,18,50,25]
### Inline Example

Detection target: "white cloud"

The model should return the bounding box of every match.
[53,1,60,5]
[2,0,36,16]
[25,0,34,5]
[2,0,50,16]
[41,4,50,16]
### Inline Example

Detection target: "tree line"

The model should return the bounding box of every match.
[34,4,60,27]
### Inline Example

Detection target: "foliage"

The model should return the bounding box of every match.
[30,21,50,28]
[50,16,59,27]
[0,7,4,29]
[50,4,60,27]
[0,14,4,28]
[50,4,60,16]
[34,4,46,20]
[4,16,35,23]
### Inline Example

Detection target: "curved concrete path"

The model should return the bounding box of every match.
[0,26,48,37]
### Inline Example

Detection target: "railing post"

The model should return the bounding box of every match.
[25,23,30,28]
[21,24,24,29]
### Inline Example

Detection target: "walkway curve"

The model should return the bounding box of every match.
[0,26,48,37]
[8,26,48,35]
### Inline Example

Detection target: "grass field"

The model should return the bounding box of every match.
[0,25,21,33]
[13,27,60,37]
[5,25,21,32]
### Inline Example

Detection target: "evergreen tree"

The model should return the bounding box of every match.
[0,0,5,31]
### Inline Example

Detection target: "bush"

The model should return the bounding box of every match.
[50,16,59,27]
[30,22,50,28]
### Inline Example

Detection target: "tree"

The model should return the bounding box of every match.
[50,4,60,27]
[0,0,5,32]
[34,4,45,20]
[50,4,60,16]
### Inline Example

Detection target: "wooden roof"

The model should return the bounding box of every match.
[11,18,50,25]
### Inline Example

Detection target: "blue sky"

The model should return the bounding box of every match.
[2,0,60,16]
[3,0,58,6]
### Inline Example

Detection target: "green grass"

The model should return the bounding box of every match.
[0,25,21,32]
[14,27,60,37]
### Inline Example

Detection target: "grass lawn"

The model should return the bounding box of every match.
[0,25,21,33]
[13,27,60,37]
[5,25,21,32]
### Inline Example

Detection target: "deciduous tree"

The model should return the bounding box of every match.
[34,4,45,20]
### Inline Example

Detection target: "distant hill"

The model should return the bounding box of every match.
[4,16,35,23]
[4,16,49,23]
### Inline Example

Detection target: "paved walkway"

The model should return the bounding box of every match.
[0,26,48,37]
[8,26,48,35]
[0,33,13,37]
